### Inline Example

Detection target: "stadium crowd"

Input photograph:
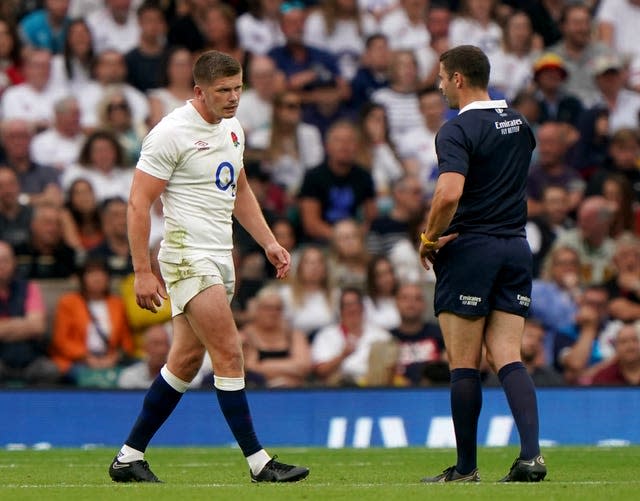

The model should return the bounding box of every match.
[1,0,640,389]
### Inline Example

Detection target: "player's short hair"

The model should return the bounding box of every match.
[440,45,490,89]
[193,50,242,86]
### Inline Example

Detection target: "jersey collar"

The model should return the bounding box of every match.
[458,99,508,115]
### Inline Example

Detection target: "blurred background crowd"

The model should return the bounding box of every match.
[0,0,639,390]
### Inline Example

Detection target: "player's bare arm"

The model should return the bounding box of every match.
[128,169,168,312]
[419,171,464,270]
[233,168,291,279]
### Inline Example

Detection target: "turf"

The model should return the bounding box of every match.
[1,446,639,501]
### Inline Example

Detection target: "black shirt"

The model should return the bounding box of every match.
[435,101,535,237]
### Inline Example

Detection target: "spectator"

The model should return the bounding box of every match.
[236,55,284,149]
[388,281,446,386]
[349,33,391,114]
[531,52,583,127]
[97,90,147,167]
[526,184,574,278]
[425,2,451,58]
[396,86,446,199]
[364,255,401,331]
[566,106,610,176]
[490,9,540,101]
[49,18,95,96]
[124,1,168,93]
[13,203,76,279]
[605,235,640,323]
[18,0,71,54]
[366,174,424,257]
[147,46,194,128]
[554,196,617,286]
[0,49,66,131]
[166,0,210,53]
[62,130,133,203]
[556,284,614,384]
[485,318,564,387]
[379,0,431,77]
[241,285,312,388]
[200,4,246,68]
[519,0,563,48]
[549,3,611,108]
[59,178,104,252]
[527,121,585,218]
[0,167,34,250]
[0,18,25,97]
[268,1,350,134]
[591,53,640,133]
[311,287,391,386]
[118,323,171,389]
[303,0,377,82]
[77,50,150,130]
[586,128,640,203]
[590,321,640,386]
[327,218,369,290]
[86,0,140,54]
[88,196,133,277]
[0,240,59,385]
[236,0,285,56]
[355,102,405,205]
[298,120,377,242]
[30,96,85,172]
[449,0,502,61]
[600,173,637,239]
[279,245,336,338]
[249,90,324,199]
[370,49,423,145]
[595,0,640,90]
[530,245,583,363]
[49,256,134,386]
[0,119,62,207]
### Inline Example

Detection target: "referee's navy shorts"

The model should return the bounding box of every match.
[433,233,532,318]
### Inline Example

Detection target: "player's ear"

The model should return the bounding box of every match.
[193,85,204,101]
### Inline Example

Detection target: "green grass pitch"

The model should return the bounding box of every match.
[1,446,639,500]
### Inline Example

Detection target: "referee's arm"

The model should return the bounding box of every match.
[423,172,465,241]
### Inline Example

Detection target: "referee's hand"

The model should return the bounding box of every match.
[419,233,458,271]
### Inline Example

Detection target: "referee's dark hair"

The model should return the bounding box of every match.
[439,45,490,89]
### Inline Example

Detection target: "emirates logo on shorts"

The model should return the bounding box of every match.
[194,140,210,151]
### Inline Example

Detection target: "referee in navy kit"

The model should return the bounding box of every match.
[419,45,547,484]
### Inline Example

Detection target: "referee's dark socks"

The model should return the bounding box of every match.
[450,368,482,475]
[498,361,540,460]
[125,370,185,452]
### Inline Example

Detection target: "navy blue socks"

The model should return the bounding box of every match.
[498,361,540,460]
[450,368,482,475]
[216,387,262,457]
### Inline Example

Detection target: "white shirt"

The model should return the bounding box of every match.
[596,0,640,63]
[364,296,401,330]
[449,17,502,60]
[279,284,336,336]
[86,7,140,54]
[77,81,149,129]
[371,87,423,145]
[62,164,134,202]
[604,89,640,133]
[0,82,67,125]
[137,102,245,259]
[304,11,377,81]
[311,322,391,382]
[30,128,85,172]
[396,123,439,197]
[380,8,430,51]
[489,50,535,101]
[49,55,92,96]
[235,89,273,142]
[236,13,285,56]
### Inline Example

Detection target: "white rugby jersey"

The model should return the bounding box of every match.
[136,101,245,261]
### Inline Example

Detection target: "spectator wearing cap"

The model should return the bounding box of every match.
[549,2,612,108]
[591,53,640,133]
[532,52,584,127]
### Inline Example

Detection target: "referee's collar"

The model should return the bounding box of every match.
[458,100,508,115]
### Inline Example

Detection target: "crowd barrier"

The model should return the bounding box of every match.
[1,387,638,449]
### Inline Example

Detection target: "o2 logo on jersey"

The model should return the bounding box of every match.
[215,161,237,197]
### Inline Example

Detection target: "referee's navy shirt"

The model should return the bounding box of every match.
[435,99,536,237]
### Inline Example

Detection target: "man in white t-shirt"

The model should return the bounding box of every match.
[108,50,309,485]
[86,0,140,54]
